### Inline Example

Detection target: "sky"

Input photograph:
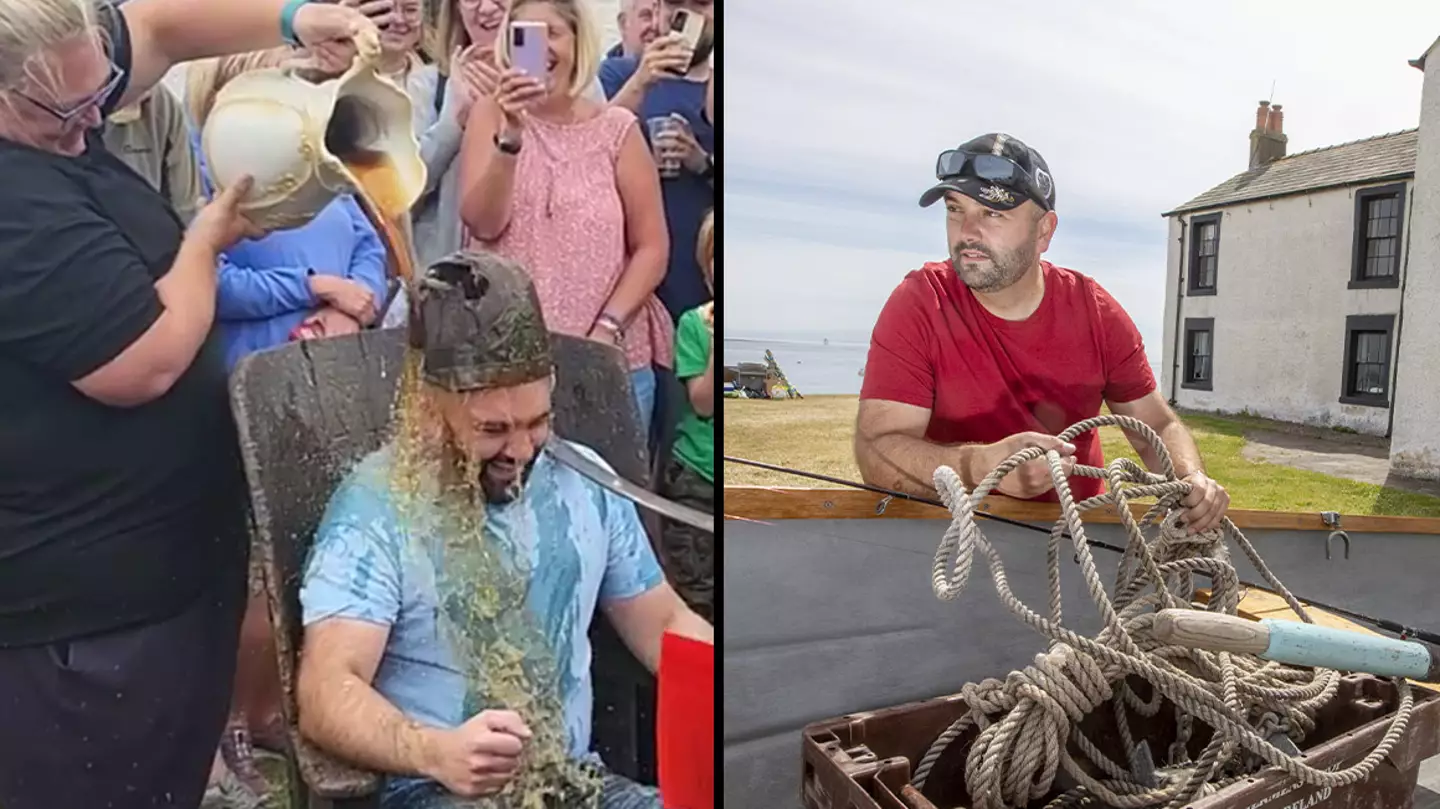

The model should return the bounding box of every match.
[724,0,1440,357]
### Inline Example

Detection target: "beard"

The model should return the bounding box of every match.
[477,452,541,504]
[949,237,1037,293]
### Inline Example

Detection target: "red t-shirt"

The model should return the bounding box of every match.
[861,260,1157,502]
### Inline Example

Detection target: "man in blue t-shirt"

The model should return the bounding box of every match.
[599,0,715,322]
[295,252,713,808]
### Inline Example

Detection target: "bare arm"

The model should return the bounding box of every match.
[1107,389,1229,532]
[117,0,370,111]
[607,70,650,115]
[457,99,517,241]
[119,0,297,110]
[1106,390,1204,478]
[688,340,713,418]
[296,618,441,777]
[854,398,977,497]
[73,233,220,406]
[602,582,712,675]
[603,122,669,328]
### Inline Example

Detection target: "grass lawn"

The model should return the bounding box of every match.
[723,395,1440,518]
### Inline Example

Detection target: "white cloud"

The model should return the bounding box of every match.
[724,0,1440,368]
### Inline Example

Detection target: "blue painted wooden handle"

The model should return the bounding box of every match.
[1260,619,1433,679]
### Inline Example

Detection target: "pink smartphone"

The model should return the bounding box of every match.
[509,21,548,80]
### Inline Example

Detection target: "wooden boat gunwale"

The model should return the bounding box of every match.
[725,485,1440,535]
[723,484,1440,809]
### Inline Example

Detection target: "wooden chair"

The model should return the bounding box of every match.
[229,328,656,808]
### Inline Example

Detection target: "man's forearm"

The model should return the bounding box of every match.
[632,608,712,676]
[1125,418,1203,479]
[298,672,440,779]
[609,73,650,114]
[1157,419,1204,479]
[854,432,979,498]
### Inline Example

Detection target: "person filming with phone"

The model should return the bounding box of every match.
[853,133,1232,536]
[599,0,713,323]
[457,0,673,437]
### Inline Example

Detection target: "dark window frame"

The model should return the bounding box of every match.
[1187,213,1220,297]
[1181,317,1214,391]
[1349,182,1406,290]
[1339,314,1396,408]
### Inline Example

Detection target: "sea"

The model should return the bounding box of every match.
[725,329,1166,397]
[724,330,873,396]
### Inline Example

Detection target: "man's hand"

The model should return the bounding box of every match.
[654,114,707,174]
[309,276,377,325]
[969,432,1077,500]
[187,175,262,253]
[422,710,532,798]
[636,33,692,84]
[1179,471,1229,534]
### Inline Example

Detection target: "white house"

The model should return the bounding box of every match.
[1159,36,1440,480]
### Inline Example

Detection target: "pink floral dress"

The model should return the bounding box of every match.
[471,104,674,372]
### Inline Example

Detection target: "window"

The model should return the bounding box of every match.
[1350,183,1406,289]
[1182,318,1214,391]
[1340,314,1396,407]
[1187,213,1220,296]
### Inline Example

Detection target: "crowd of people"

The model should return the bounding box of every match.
[0,0,716,806]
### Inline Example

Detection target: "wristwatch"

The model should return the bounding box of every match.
[494,132,522,155]
[698,153,714,181]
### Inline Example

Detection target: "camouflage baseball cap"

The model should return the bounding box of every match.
[407,250,553,392]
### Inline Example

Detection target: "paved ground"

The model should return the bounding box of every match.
[1178,409,1440,498]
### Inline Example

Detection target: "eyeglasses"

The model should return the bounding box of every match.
[935,149,1053,211]
[16,61,125,124]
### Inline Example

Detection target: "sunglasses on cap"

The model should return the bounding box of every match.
[16,61,126,124]
[935,149,1054,211]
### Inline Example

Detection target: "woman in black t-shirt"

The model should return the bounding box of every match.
[0,0,378,806]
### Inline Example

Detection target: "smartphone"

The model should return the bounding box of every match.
[669,8,704,51]
[509,21,549,80]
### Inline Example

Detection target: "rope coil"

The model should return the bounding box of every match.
[914,414,1413,809]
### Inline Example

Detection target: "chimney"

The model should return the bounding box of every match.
[1249,100,1288,169]
[1268,104,1284,134]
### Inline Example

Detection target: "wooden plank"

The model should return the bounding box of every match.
[1195,588,1440,693]
[723,486,1440,535]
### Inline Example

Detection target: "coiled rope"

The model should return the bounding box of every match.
[911,414,1413,809]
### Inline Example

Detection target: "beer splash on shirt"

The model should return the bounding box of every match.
[387,355,605,809]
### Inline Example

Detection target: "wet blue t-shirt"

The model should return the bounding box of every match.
[299,439,665,792]
[598,57,713,321]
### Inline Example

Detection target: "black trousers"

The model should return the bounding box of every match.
[0,570,246,809]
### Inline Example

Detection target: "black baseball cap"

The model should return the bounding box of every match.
[918,133,1056,212]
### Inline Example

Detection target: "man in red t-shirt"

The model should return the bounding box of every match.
[854,133,1229,533]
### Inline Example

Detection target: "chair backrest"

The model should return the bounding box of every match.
[229,328,657,795]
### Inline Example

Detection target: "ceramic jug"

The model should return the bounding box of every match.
[201,30,427,232]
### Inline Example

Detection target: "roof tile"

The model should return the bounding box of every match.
[1163,129,1417,216]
